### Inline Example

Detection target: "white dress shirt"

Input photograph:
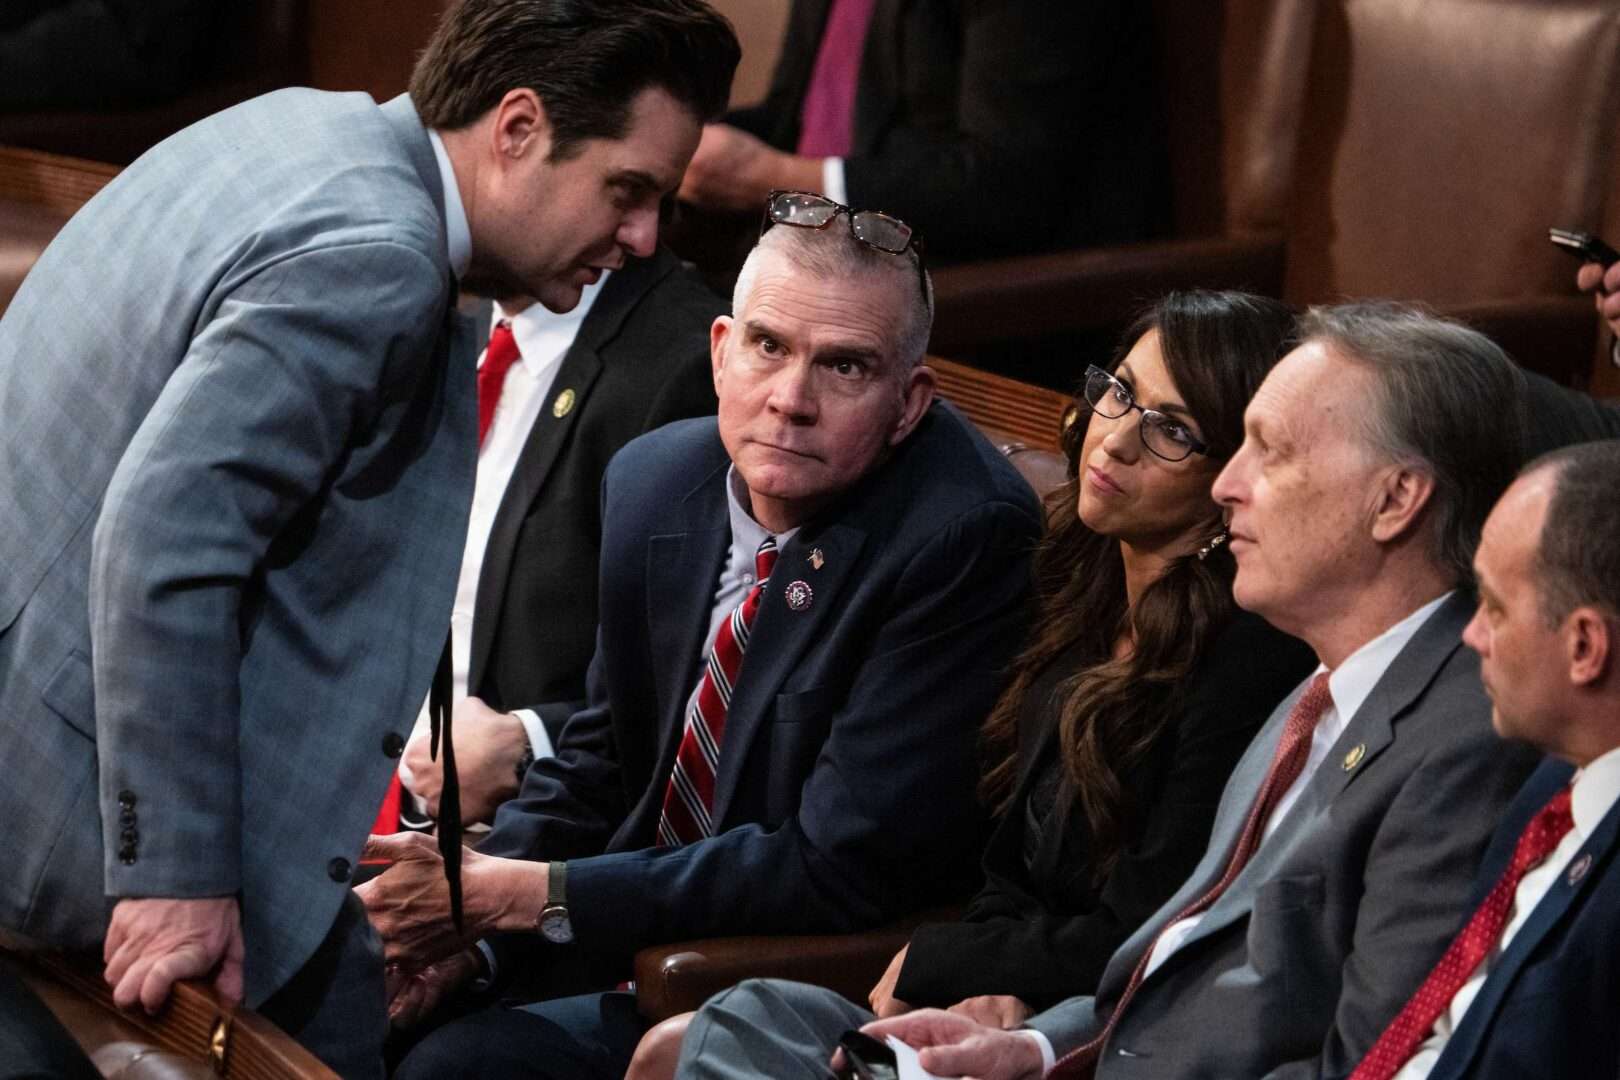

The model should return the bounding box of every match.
[1392,743,1620,1078]
[397,280,608,807]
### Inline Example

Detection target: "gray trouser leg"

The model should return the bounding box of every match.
[258,892,387,1080]
[675,978,876,1080]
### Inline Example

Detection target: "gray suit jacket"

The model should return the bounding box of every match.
[0,89,476,1005]
[1027,593,1538,1078]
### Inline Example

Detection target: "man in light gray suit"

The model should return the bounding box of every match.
[0,1,737,1074]
[674,303,1545,1079]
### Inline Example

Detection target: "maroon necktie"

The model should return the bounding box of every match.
[796,0,879,158]
[657,537,780,846]
[477,319,520,446]
[1050,672,1335,1079]
[1349,787,1575,1080]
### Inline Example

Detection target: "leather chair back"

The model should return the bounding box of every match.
[1151,0,1320,238]
[1284,0,1620,306]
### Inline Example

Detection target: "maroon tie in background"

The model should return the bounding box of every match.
[1349,786,1575,1080]
[658,537,779,846]
[477,319,521,446]
[796,0,879,158]
[1050,672,1335,1079]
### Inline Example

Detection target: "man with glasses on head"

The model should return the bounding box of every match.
[363,191,1042,1080]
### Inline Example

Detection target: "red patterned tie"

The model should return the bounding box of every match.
[1349,787,1575,1080]
[657,537,780,846]
[477,319,521,447]
[1050,672,1335,1079]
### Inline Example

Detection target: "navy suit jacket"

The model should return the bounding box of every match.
[479,404,1041,971]
[1421,757,1620,1080]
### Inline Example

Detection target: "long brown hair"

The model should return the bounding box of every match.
[979,291,1296,885]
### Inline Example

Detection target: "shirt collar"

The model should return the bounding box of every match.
[1321,591,1454,725]
[725,465,799,556]
[426,129,471,278]
[491,271,611,379]
[1571,743,1620,840]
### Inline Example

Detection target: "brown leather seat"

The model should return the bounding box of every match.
[0,146,119,316]
[929,0,1620,393]
[2,934,336,1080]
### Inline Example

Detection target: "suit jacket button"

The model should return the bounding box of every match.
[118,790,136,809]
[382,732,405,758]
[119,808,136,827]
[327,857,352,883]
[120,827,138,844]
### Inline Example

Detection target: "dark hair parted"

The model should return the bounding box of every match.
[979,291,1296,885]
[1296,302,1529,585]
[410,0,739,158]
[1524,439,1620,625]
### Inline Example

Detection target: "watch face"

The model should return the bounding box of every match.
[539,906,573,944]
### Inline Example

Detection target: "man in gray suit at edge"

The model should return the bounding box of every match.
[675,303,1545,1079]
[0,2,738,1075]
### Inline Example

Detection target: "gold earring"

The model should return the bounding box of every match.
[1196,529,1229,561]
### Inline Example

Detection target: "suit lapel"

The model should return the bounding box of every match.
[646,464,732,773]
[1179,594,1473,951]
[468,254,682,691]
[1438,765,1617,1077]
[710,521,869,824]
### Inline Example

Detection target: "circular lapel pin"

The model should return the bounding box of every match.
[1567,852,1593,887]
[1341,743,1366,772]
[784,580,813,611]
[552,388,577,418]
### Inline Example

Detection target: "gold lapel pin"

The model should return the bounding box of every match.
[809,548,825,571]
[552,387,577,418]
[1341,743,1366,772]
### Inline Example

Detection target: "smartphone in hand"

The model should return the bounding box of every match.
[1549,227,1620,269]
[839,1030,900,1080]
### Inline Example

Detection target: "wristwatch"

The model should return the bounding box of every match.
[537,861,574,944]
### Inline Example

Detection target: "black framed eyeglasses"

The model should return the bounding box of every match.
[760,190,929,302]
[1081,365,1210,462]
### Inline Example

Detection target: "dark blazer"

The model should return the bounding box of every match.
[728,0,1166,258]
[1027,593,1541,1078]
[897,611,1316,1012]
[466,248,723,742]
[1418,758,1620,1080]
[480,405,1042,967]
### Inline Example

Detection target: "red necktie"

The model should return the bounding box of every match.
[1050,672,1335,1079]
[657,537,779,846]
[477,319,521,446]
[796,0,879,158]
[365,319,517,842]
[1349,787,1575,1080]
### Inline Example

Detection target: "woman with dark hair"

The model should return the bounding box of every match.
[631,291,1318,1078]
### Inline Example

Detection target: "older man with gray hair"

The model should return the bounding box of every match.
[360,192,1042,1080]
[676,301,1575,1080]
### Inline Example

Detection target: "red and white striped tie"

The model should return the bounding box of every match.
[658,537,779,846]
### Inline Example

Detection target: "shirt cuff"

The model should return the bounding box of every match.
[822,157,847,205]
[1020,1029,1057,1076]
[514,708,554,761]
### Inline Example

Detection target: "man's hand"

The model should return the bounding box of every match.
[356,832,547,971]
[948,994,1035,1030]
[402,695,529,824]
[678,124,824,213]
[867,942,913,1018]
[103,897,244,1013]
[832,1009,1045,1080]
[1576,261,1620,338]
[385,948,480,1030]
